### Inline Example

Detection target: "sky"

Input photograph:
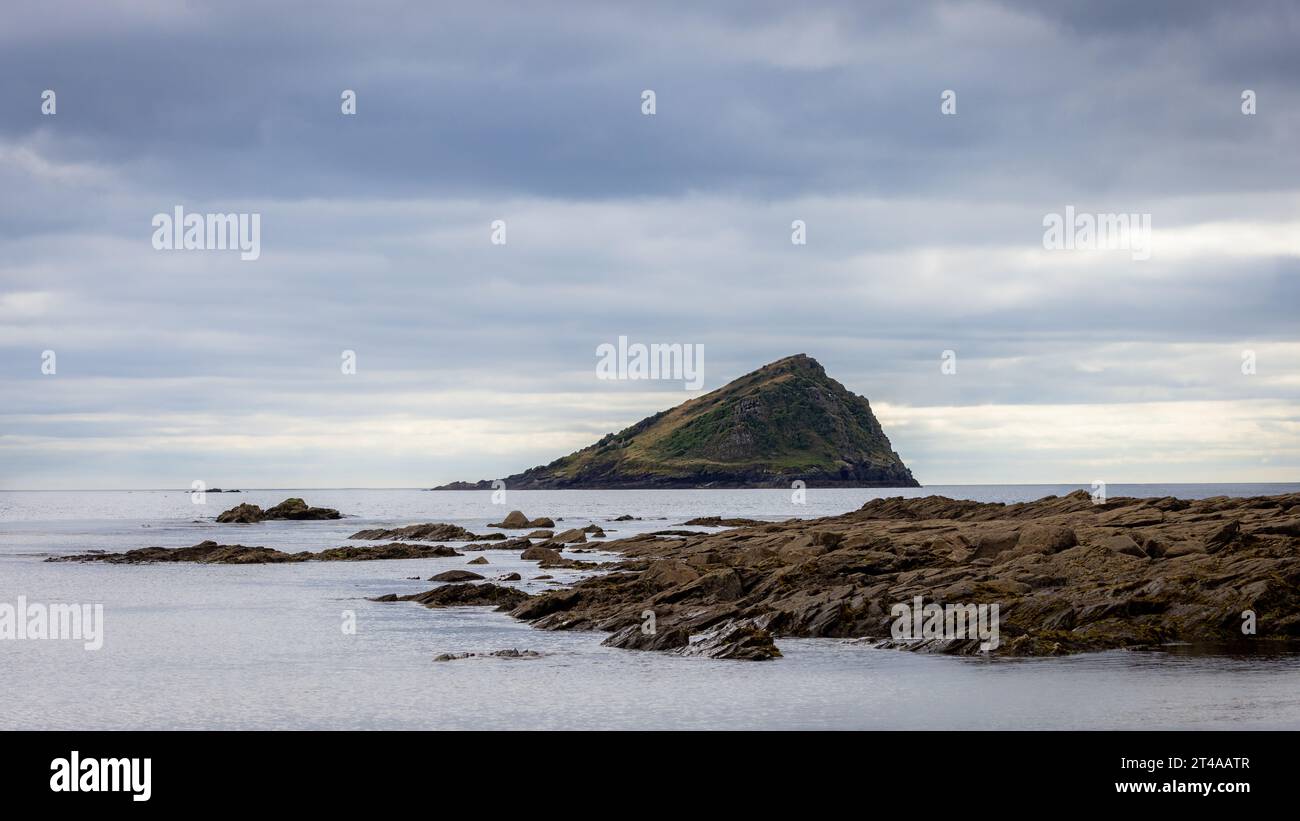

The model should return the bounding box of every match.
[1,0,1298,489]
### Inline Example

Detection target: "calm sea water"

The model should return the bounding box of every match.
[3,484,1299,730]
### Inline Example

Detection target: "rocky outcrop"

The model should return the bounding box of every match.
[675,618,782,660]
[49,540,463,564]
[488,511,555,529]
[215,498,342,523]
[506,491,1300,657]
[348,523,503,541]
[602,623,691,651]
[214,503,264,524]
[434,354,919,489]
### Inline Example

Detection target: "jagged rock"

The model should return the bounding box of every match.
[263,497,342,520]
[509,589,581,620]
[214,497,342,523]
[1205,520,1242,553]
[550,528,587,544]
[215,503,264,524]
[467,556,489,565]
[602,624,690,651]
[674,618,782,660]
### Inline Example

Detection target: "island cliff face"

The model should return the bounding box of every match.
[438,354,918,489]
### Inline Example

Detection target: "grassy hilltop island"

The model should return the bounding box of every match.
[437,354,919,490]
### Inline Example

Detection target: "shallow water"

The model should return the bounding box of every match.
[3,484,1299,730]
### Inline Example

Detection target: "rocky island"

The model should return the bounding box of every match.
[435,354,918,489]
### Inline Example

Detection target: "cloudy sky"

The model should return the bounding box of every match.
[2,0,1298,489]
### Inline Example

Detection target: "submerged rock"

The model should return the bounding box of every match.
[434,649,542,661]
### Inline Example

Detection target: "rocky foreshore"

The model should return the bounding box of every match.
[47,494,1300,660]
[498,491,1300,658]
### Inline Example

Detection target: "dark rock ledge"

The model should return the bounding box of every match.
[48,541,462,564]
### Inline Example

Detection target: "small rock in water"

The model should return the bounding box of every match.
[428,570,485,582]
[434,648,543,662]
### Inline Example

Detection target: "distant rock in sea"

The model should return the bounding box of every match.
[215,498,340,523]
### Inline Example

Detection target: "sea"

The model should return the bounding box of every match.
[2,484,1299,730]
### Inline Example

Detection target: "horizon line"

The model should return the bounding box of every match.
[3,480,1300,493]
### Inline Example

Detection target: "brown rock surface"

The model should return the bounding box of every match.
[505,491,1300,656]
